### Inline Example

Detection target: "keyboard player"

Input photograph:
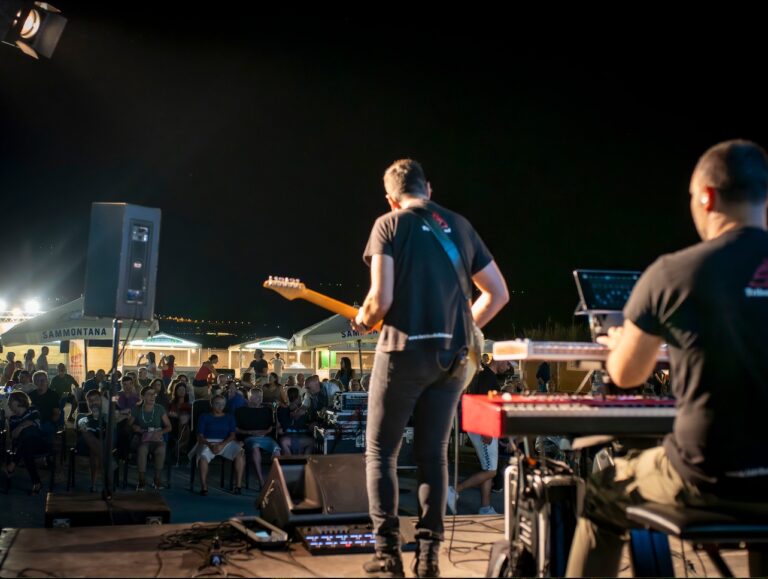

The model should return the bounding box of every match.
[566,140,768,577]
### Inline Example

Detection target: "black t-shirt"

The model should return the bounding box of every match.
[249,359,268,375]
[363,200,493,352]
[29,389,60,423]
[235,406,274,432]
[624,227,768,498]
[468,365,498,396]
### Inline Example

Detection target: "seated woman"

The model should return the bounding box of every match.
[190,394,244,495]
[235,388,280,487]
[168,380,192,455]
[276,387,314,455]
[261,373,282,406]
[2,391,52,495]
[130,386,171,491]
[76,389,110,492]
[150,378,171,410]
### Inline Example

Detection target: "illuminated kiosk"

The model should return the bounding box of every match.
[228,336,294,378]
[288,314,379,380]
[0,297,157,383]
[122,332,203,379]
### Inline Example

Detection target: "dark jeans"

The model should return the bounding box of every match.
[10,434,52,485]
[366,348,467,548]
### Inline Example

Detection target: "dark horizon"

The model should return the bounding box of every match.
[2,9,766,339]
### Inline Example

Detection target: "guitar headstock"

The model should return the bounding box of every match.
[263,276,308,301]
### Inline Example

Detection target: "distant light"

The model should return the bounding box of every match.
[24,299,41,313]
[0,299,6,312]
[11,307,22,317]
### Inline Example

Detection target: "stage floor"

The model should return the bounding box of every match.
[0,515,504,578]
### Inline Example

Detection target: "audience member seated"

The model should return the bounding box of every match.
[277,387,313,455]
[168,381,192,459]
[76,389,109,492]
[83,369,106,394]
[129,386,171,491]
[14,370,34,394]
[284,375,296,389]
[262,372,282,406]
[296,375,333,427]
[236,388,280,487]
[137,367,151,388]
[116,375,140,459]
[50,363,79,422]
[2,391,52,495]
[349,378,363,392]
[225,379,247,413]
[28,371,61,440]
[190,394,244,495]
[150,378,170,410]
[360,373,371,392]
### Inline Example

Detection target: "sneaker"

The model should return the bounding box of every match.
[446,485,457,515]
[153,480,165,490]
[362,552,405,577]
[478,505,498,515]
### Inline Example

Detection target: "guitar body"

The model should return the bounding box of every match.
[264,276,484,387]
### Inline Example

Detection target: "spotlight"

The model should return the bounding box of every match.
[0,1,67,59]
[24,299,40,313]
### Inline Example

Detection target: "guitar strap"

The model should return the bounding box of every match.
[410,207,475,354]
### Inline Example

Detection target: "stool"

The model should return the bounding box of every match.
[627,502,768,577]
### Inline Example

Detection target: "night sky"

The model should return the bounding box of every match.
[2,9,766,339]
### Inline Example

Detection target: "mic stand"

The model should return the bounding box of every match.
[102,318,122,502]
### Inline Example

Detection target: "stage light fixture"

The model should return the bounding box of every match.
[0,1,67,59]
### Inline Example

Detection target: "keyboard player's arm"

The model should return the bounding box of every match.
[598,320,664,388]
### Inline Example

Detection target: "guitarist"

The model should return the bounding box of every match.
[351,159,508,578]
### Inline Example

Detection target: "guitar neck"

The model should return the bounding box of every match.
[301,289,361,320]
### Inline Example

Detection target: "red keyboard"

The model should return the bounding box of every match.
[461,393,676,437]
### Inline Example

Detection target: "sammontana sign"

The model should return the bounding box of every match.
[41,327,109,341]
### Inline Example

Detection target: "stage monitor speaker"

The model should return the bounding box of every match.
[83,203,161,321]
[258,454,369,530]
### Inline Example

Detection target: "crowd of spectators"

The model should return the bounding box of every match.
[1,349,370,495]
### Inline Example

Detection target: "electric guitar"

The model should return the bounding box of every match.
[262,277,383,332]
[263,276,484,384]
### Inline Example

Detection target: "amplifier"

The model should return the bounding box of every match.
[45,491,171,528]
[314,426,365,454]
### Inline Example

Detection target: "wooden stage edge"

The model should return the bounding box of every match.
[0,515,504,578]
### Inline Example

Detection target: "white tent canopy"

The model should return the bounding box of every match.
[289,314,378,350]
[128,332,201,349]
[0,297,158,346]
[228,336,290,352]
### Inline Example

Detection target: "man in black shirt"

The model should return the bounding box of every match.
[352,159,508,577]
[248,350,269,381]
[566,140,768,577]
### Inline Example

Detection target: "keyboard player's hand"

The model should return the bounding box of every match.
[596,326,624,351]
